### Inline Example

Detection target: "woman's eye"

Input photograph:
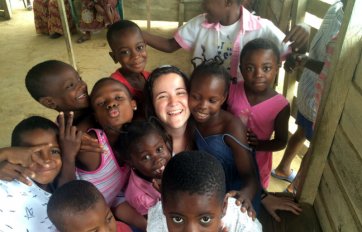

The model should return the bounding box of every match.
[157,95,167,100]
[200,216,212,224]
[177,91,186,96]
[51,148,61,155]
[172,216,184,224]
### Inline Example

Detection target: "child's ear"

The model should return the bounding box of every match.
[39,97,57,110]
[131,100,137,111]
[109,51,118,64]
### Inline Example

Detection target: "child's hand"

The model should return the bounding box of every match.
[283,23,310,53]
[284,53,308,73]
[58,112,82,162]
[226,190,256,220]
[0,161,34,185]
[262,194,302,222]
[152,178,162,193]
[246,129,259,148]
[80,133,103,153]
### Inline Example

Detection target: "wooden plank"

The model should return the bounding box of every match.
[291,0,308,24]
[306,0,331,19]
[340,84,362,155]
[0,0,12,19]
[352,50,362,91]
[318,163,361,231]
[299,0,362,204]
[329,127,362,225]
[278,0,293,33]
[146,0,151,31]
[314,192,335,232]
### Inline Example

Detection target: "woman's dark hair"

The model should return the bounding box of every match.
[144,65,189,119]
[115,118,173,161]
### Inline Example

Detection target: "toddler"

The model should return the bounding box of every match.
[47,180,131,232]
[107,20,149,118]
[115,120,172,216]
[147,151,262,232]
[0,115,80,231]
[227,38,290,188]
[143,0,309,79]
[188,61,260,218]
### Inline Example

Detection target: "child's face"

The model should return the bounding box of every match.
[189,75,226,124]
[63,199,117,232]
[40,66,89,112]
[129,131,171,179]
[202,0,229,24]
[91,80,136,130]
[19,129,62,185]
[109,28,147,74]
[152,73,190,130]
[163,192,226,232]
[240,49,279,93]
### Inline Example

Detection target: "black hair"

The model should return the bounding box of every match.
[144,65,189,119]
[47,180,104,232]
[115,119,173,162]
[190,61,231,95]
[90,77,133,100]
[11,116,59,146]
[239,38,281,68]
[106,20,142,46]
[161,151,226,204]
[25,60,73,101]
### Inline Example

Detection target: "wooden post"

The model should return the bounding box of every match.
[299,0,362,204]
[1,0,12,19]
[56,0,77,69]
[146,0,151,31]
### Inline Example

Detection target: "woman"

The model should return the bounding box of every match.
[144,65,193,154]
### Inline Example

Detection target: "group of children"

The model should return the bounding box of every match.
[0,0,312,231]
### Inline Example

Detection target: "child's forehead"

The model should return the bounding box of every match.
[111,27,143,44]
[19,129,58,147]
[91,80,131,99]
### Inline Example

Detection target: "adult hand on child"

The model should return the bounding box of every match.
[246,128,259,148]
[227,190,256,220]
[283,23,310,53]
[262,193,302,222]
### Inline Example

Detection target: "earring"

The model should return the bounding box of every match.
[133,106,137,111]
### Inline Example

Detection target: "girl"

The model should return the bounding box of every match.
[72,77,147,230]
[227,38,290,189]
[188,61,260,219]
[115,120,172,216]
[144,65,193,154]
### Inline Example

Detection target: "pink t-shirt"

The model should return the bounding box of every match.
[76,129,130,207]
[125,169,161,215]
[228,81,289,188]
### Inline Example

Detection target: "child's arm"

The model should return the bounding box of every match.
[113,201,147,231]
[247,105,290,151]
[283,23,310,53]
[142,31,181,53]
[0,145,52,185]
[224,116,259,219]
[57,112,82,187]
[284,53,324,74]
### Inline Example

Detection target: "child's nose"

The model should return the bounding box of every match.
[106,101,118,109]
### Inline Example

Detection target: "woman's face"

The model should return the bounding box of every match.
[152,73,190,130]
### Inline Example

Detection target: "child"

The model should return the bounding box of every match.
[107,20,149,118]
[47,180,132,232]
[76,77,147,230]
[0,115,81,231]
[143,0,309,79]
[115,120,172,216]
[227,38,290,189]
[188,61,260,218]
[147,151,262,232]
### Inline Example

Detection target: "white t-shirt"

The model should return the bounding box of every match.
[0,180,55,232]
[147,197,262,232]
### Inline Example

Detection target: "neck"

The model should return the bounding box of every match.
[120,68,142,79]
[166,124,188,154]
[220,5,241,26]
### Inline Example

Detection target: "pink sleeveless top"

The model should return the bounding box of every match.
[228,81,289,188]
[76,129,130,207]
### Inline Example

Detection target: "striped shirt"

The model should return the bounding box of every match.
[76,129,130,207]
[296,1,344,122]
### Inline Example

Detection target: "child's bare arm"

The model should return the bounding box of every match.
[57,112,82,187]
[247,104,290,151]
[283,23,310,53]
[77,132,103,171]
[224,117,259,219]
[113,201,147,231]
[142,31,181,53]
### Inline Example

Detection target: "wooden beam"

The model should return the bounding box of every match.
[56,0,77,69]
[146,0,151,31]
[291,0,308,25]
[306,0,331,19]
[299,0,362,204]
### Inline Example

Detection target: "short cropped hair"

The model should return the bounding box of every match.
[240,38,281,65]
[161,151,226,204]
[107,20,142,46]
[25,60,73,101]
[11,116,59,146]
[47,180,103,231]
[190,61,231,95]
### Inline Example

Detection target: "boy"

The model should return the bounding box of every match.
[143,0,309,80]
[147,151,262,232]
[47,180,132,232]
[0,115,80,231]
[107,20,149,118]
